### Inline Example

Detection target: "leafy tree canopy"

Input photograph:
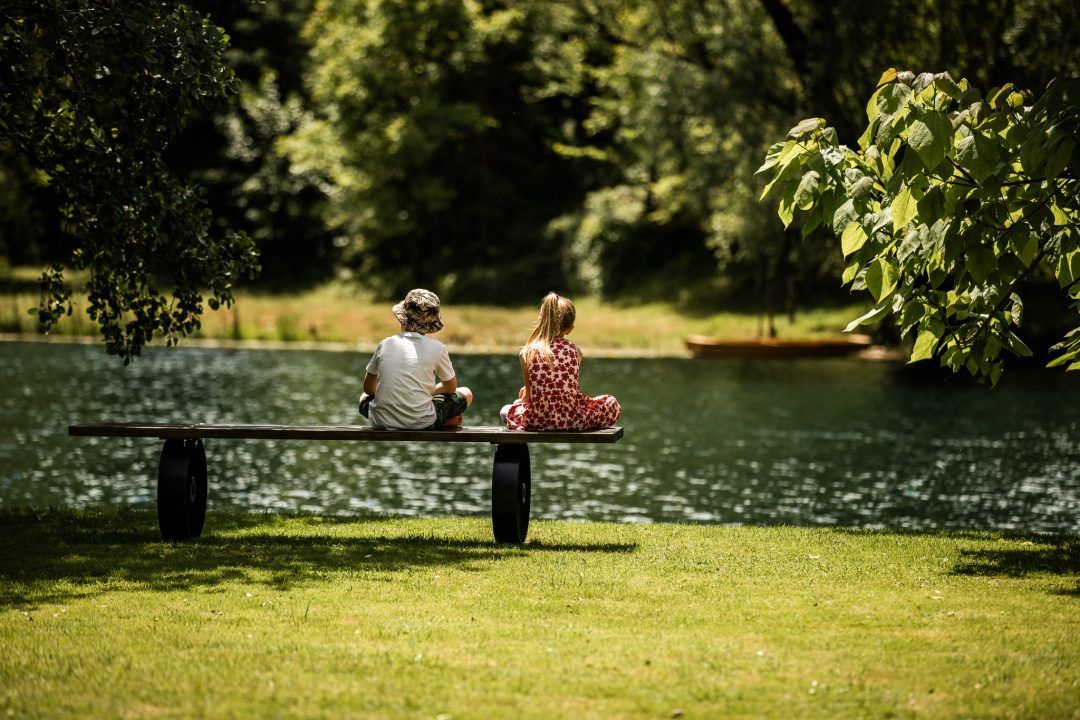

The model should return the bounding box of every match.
[0,0,258,361]
[286,0,597,301]
[759,71,1079,383]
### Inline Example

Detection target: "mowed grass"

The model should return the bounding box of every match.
[0,509,1076,719]
[0,280,867,353]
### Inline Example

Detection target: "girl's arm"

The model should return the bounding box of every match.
[518,351,530,401]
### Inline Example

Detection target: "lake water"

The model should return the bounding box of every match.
[1,341,1077,532]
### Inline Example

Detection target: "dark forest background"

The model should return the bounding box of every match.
[2,0,1077,315]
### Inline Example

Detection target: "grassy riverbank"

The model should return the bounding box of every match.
[0,277,866,353]
[1,509,1076,718]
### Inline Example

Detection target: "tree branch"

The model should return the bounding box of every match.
[569,0,712,71]
[755,0,808,77]
[948,157,978,187]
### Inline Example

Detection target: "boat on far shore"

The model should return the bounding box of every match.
[684,334,876,359]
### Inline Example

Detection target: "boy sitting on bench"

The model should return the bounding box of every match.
[358,289,474,429]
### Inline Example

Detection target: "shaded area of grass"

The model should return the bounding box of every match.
[0,510,636,607]
[0,280,869,352]
[1,509,1076,718]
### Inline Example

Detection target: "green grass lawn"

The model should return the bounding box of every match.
[0,510,1076,718]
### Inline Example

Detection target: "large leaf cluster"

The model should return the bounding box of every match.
[758,71,1080,383]
[0,1,259,361]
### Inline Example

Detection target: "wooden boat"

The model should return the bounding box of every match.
[684,334,873,359]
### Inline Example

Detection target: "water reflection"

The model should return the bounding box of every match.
[1,342,1077,532]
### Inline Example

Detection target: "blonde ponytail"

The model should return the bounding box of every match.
[523,292,576,365]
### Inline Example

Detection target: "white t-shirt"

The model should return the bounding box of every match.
[365,332,455,430]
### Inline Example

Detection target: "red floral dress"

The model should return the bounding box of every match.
[505,338,621,431]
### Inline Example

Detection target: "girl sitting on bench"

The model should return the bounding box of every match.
[501,293,620,432]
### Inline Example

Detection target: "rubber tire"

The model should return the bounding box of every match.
[157,438,208,541]
[491,443,531,544]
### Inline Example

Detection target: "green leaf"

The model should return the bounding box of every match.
[754,142,787,175]
[801,206,822,238]
[933,73,962,100]
[916,186,947,225]
[966,245,996,283]
[843,302,889,332]
[906,110,952,170]
[1043,137,1075,179]
[778,183,796,228]
[1051,202,1070,226]
[848,176,874,198]
[876,68,898,87]
[1015,233,1039,267]
[891,186,918,231]
[794,170,820,210]
[1019,127,1049,175]
[987,83,1015,108]
[876,108,910,149]
[841,221,868,257]
[758,151,804,200]
[876,82,913,118]
[1009,294,1024,325]
[897,224,927,263]
[899,301,923,334]
[1056,251,1080,288]
[989,361,1004,386]
[1002,328,1033,357]
[864,258,898,302]
[1047,346,1080,368]
[909,326,939,363]
[842,260,860,284]
[831,198,857,235]
[955,132,998,185]
[788,118,826,137]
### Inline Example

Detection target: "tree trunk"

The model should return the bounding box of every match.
[756,0,856,138]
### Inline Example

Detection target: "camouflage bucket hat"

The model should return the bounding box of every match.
[392,288,444,334]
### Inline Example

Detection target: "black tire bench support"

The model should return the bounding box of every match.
[491,443,531,544]
[67,424,622,545]
[157,438,208,541]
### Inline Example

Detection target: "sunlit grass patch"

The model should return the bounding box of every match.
[0,275,869,353]
[0,509,1075,718]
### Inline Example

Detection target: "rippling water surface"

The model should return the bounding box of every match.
[1,341,1077,531]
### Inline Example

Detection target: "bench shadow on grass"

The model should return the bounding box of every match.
[830,527,1080,598]
[0,509,637,609]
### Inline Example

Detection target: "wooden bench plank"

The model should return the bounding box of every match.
[68,423,623,444]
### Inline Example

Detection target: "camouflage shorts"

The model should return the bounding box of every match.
[430,391,469,428]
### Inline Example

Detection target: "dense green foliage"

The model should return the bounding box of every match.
[2,1,1079,347]
[0,1,258,360]
[278,0,1080,307]
[759,72,1079,381]
[286,0,594,300]
[168,0,338,290]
